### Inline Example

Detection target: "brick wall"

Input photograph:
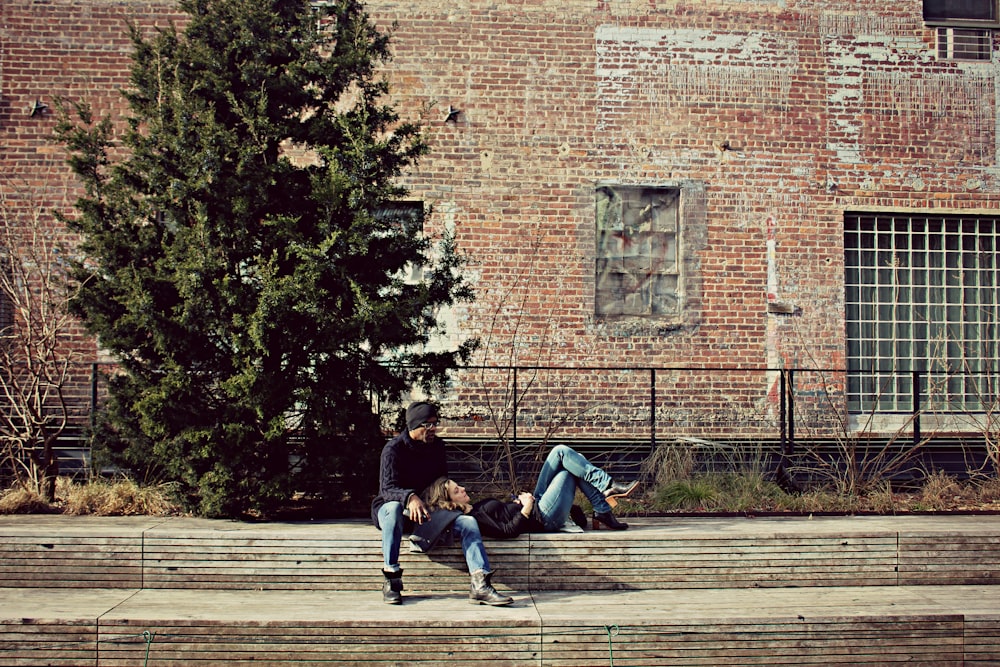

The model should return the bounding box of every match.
[2,0,997,442]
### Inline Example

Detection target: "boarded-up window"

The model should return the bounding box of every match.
[595,186,680,320]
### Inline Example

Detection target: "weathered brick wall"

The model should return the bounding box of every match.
[2,1,997,441]
[1,0,185,365]
[0,1,186,435]
[364,0,999,440]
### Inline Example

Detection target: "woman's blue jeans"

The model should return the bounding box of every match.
[533,445,613,530]
[378,501,490,573]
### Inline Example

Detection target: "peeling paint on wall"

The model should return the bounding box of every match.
[865,70,996,162]
[818,12,916,38]
[666,65,793,108]
[818,25,1000,168]
[595,26,798,127]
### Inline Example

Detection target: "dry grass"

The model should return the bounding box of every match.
[635,440,1000,515]
[0,487,60,514]
[3,470,999,518]
[61,477,181,516]
[634,470,1000,516]
[0,476,182,516]
[975,477,1000,508]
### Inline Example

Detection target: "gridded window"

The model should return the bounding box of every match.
[937,27,993,60]
[595,186,680,320]
[845,213,1000,413]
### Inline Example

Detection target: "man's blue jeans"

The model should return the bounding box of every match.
[378,501,490,573]
[533,445,613,530]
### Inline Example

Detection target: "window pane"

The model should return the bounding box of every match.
[924,0,996,22]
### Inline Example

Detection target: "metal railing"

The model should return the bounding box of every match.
[446,364,996,449]
[11,363,1000,475]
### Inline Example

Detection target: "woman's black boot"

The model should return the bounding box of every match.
[382,569,404,604]
[469,570,513,606]
[604,479,639,498]
[593,511,629,530]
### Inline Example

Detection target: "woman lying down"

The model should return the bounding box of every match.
[424,445,639,538]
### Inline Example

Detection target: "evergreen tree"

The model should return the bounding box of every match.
[55,0,476,517]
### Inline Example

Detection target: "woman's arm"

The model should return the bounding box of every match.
[471,499,529,539]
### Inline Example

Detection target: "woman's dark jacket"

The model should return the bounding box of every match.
[470,498,545,539]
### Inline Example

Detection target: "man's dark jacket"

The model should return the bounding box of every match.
[370,430,448,528]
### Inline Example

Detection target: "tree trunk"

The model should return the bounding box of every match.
[40,434,60,503]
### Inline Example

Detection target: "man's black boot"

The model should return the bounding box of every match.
[469,570,513,606]
[382,569,404,604]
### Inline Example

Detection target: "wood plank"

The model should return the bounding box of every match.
[536,587,967,666]
[96,589,542,666]
[965,619,1000,666]
[2,585,1000,666]
[899,534,1000,584]
[0,622,98,667]
[0,532,144,589]
[4,515,1000,592]
[141,535,529,591]
[97,625,541,666]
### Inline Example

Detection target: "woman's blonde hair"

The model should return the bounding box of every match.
[424,476,465,511]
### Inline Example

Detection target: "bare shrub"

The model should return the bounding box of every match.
[975,476,1000,505]
[0,179,87,502]
[918,471,962,510]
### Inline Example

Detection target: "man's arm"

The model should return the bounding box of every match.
[379,439,434,524]
[378,441,414,505]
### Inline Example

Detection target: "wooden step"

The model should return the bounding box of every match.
[1,585,998,665]
[3,515,1000,665]
[1,515,999,592]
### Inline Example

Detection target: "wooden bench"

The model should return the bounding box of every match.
[140,522,532,592]
[2,515,1000,665]
[0,516,155,588]
[899,531,1000,585]
[3,515,1000,592]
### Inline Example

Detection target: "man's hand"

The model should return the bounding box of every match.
[407,495,430,524]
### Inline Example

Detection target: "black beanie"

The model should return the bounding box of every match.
[405,402,438,431]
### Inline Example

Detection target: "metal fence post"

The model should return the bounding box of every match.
[780,370,787,455]
[650,368,657,451]
[90,363,98,428]
[512,366,518,450]
[787,369,795,453]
